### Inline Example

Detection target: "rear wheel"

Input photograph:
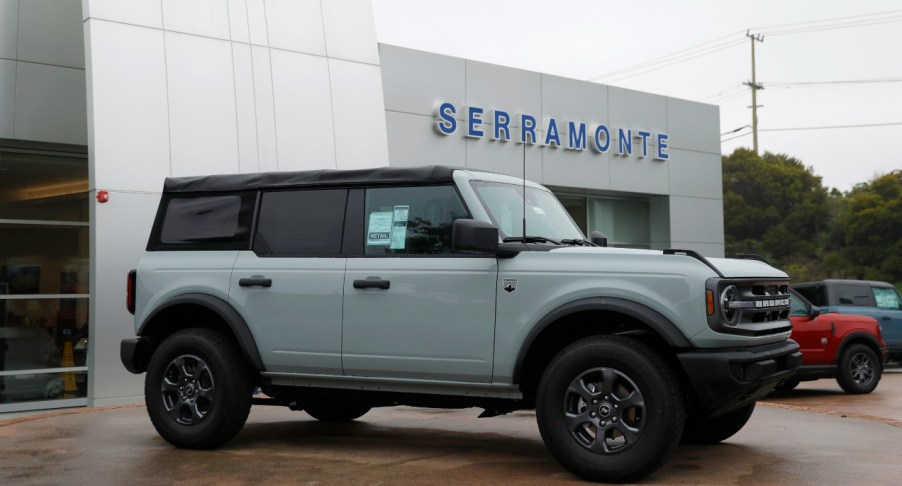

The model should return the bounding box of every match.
[145,328,253,449]
[681,402,756,444]
[536,336,684,482]
[836,344,881,394]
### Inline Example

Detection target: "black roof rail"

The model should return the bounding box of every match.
[663,248,724,278]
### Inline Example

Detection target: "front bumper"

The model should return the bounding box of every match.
[677,339,802,417]
[120,337,151,374]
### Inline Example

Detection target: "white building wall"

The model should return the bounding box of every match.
[0,0,87,145]
[83,0,390,405]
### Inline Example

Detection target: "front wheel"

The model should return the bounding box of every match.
[145,328,253,449]
[681,402,755,444]
[536,336,684,483]
[836,344,881,394]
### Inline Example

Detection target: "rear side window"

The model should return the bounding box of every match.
[834,284,873,306]
[150,193,256,250]
[794,284,827,307]
[254,189,347,257]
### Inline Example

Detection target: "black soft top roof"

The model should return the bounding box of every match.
[163,165,460,193]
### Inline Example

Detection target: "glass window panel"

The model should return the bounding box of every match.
[0,298,89,372]
[558,197,588,236]
[161,196,242,243]
[0,371,88,404]
[0,225,89,294]
[0,151,88,222]
[872,287,902,310]
[364,186,468,255]
[835,284,872,306]
[588,198,651,249]
[255,189,347,256]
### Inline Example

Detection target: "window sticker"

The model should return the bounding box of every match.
[390,205,409,249]
[367,211,392,246]
[873,287,901,309]
[532,206,546,215]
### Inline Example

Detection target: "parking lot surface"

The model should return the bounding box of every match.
[1,367,900,485]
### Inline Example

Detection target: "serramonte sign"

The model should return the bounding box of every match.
[434,101,670,161]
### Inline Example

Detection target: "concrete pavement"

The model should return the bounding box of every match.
[1,368,900,485]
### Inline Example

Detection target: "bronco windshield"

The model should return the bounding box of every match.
[470,181,584,242]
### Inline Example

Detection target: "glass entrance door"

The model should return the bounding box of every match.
[0,143,89,412]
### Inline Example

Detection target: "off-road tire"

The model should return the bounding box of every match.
[681,402,755,444]
[536,335,684,483]
[145,328,253,449]
[836,344,881,394]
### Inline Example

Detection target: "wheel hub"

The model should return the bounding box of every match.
[597,402,613,418]
[161,354,215,425]
[563,367,646,455]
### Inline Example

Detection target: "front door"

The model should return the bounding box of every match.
[341,185,498,383]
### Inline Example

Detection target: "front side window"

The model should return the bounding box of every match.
[795,284,827,307]
[363,186,467,255]
[872,287,902,310]
[470,181,584,241]
[254,189,347,257]
[789,290,808,316]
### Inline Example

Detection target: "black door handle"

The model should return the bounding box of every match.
[353,279,390,290]
[882,316,891,320]
[239,277,272,288]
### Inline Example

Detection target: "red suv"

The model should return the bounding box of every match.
[782,289,888,394]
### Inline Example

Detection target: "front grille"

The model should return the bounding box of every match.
[708,278,792,336]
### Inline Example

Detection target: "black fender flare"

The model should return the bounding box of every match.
[512,297,692,383]
[835,331,885,363]
[139,293,265,371]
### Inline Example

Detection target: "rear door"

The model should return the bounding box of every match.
[341,185,498,383]
[230,189,348,375]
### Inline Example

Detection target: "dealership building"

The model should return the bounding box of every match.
[0,0,723,412]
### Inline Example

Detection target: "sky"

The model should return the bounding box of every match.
[372,0,902,192]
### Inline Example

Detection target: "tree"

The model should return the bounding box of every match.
[833,171,902,282]
[722,148,829,269]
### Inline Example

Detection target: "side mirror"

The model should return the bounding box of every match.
[809,305,821,319]
[452,219,498,253]
[590,231,608,247]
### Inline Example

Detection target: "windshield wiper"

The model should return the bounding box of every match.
[561,238,595,246]
[503,235,561,245]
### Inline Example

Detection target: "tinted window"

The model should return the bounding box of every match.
[834,284,872,306]
[795,284,827,307]
[872,287,902,310]
[363,186,467,255]
[255,189,347,256]
[159,195,255,247]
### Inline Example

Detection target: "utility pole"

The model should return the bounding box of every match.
[744,31,764,154]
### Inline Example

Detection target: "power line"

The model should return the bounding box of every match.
[759,121,902,132]
[761,15,902,37]
[589,29,745,81]
[603,38,747,83]
[764,77,902,87]
[750,8,902,32]
[721,132,752,143]
[591,9,902,84]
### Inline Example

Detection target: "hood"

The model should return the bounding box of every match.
[548,247,789,279]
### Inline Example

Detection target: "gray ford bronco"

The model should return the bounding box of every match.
[121,166,801,482]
